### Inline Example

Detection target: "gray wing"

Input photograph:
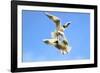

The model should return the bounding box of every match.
[45,12,61,29]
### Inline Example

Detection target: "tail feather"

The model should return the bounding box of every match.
[67,46,71,53]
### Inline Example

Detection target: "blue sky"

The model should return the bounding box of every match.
[22,10,90,62]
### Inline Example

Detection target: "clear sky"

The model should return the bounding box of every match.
[22,10,90,62]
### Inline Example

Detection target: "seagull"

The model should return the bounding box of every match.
[43,12,71,54]
[44,12,71,41]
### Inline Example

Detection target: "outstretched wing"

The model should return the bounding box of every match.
[63,21,71,28]
[43,39,57,46]
[45,12,61,29]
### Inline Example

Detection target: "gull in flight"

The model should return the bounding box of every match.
[43,12,71,55]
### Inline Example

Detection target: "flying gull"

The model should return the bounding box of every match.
[43,12,71,54]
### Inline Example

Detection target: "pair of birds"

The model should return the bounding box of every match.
[43,12,71,55]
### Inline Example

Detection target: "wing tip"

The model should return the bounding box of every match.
[44,12,50,16]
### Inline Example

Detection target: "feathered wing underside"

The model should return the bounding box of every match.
[45,12,61,29]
